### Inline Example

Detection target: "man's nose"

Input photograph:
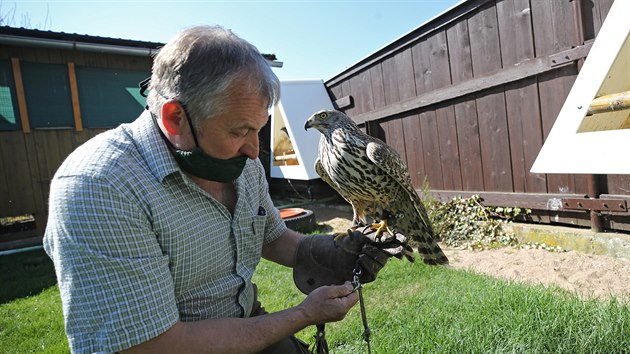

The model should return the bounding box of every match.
[241,133,259,159]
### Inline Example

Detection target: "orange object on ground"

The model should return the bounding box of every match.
[279,208,306,219]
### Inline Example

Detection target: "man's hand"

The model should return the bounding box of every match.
[297,282,358,324]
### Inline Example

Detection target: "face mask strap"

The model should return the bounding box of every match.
[139,77,151,98]
[178,102,202,149]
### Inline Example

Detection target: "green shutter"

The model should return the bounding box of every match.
[21,62,74,128]
[0,60,20,131]
[76,67,149,128]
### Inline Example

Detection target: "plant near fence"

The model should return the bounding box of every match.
[421,182,532,250]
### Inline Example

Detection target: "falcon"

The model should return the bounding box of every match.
[304,109,449,265]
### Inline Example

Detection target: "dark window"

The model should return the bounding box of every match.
[0,60,21,131]
[21,62,74,129]
[76,67,149,128]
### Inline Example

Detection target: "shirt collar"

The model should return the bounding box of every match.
[131,110,180,182]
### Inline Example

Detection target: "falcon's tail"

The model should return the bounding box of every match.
[414,237,449,265]
[393,202,449,265]
[407,194,449,265]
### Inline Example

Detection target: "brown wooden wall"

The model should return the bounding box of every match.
[0,44,152,236]
[325,0,630,231]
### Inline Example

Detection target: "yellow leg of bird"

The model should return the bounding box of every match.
[370,219,389,242]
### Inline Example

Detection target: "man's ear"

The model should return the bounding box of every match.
[161,100,185,135]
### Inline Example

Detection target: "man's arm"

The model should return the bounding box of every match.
[261,228,303,267]
[123,229,357,353]
[123,282,357,354]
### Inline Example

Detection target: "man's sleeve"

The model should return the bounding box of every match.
[44,175,179,353]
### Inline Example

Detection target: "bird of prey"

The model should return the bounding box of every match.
[304,109,449,265]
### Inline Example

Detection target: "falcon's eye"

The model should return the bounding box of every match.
[319,112,328,119]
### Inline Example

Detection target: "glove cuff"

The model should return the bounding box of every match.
[293,234,355,295]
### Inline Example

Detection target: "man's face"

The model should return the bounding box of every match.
[195,84,269,161]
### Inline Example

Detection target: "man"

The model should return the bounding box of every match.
[44,26,394,353]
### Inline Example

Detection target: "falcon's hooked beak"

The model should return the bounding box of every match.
[304,119,313,131]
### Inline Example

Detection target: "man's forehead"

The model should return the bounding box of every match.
[231,112,269,129]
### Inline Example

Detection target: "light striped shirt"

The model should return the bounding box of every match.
[44,110,287,353]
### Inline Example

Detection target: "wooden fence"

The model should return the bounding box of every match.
[324,0,630,231]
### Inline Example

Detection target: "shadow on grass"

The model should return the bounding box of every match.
[0,248,57,304]
[294,222,333,235]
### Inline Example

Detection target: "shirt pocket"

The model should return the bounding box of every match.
[251,214,267,238]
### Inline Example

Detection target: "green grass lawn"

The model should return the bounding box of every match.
[2,249,629,353]
[253,259,630,354]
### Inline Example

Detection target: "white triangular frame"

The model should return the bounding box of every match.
[531,0,630,174]
[270,80,334,180]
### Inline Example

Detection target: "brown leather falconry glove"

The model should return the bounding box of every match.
[293,229,405,295]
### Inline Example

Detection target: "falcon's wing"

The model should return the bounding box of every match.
[365,141,431,224]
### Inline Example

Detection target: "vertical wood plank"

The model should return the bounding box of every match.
[497,0,547,193]
[454,97,484,190]
[22,132,47,234]
[412,38,432,95]
[350,70,374,115]
[10,58,30,133]
[474,88,513,192]
[428,30,457,190]
[386,116,408,168]
[402,115,426,187]
[532,0,579,56]
[394,49,416,169]
[419,110,444,190]
[504,78,546,193]
[436,104,462,190]
[0,132,36,217]
[67,62,83,132]
[381,57,401,106]
[428,30,452,90]
[381,49,415,167]
[469,4,513,192]
[367,64,386,140]
[369,64,386,110]
[447,18,484,191]
[497,0,535,65]
[396,49,416,101]
[447,20,474,83]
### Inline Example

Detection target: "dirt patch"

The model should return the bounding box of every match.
[306,203,630,301]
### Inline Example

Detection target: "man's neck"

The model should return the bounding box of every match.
[192,177,237,215]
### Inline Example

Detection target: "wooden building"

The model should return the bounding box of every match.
[0,27,281,248]
[322,0,630,232]
[0,27,158,245]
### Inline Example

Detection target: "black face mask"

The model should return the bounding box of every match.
[151,106,247,183]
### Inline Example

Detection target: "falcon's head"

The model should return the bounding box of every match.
[304,109,356,135]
